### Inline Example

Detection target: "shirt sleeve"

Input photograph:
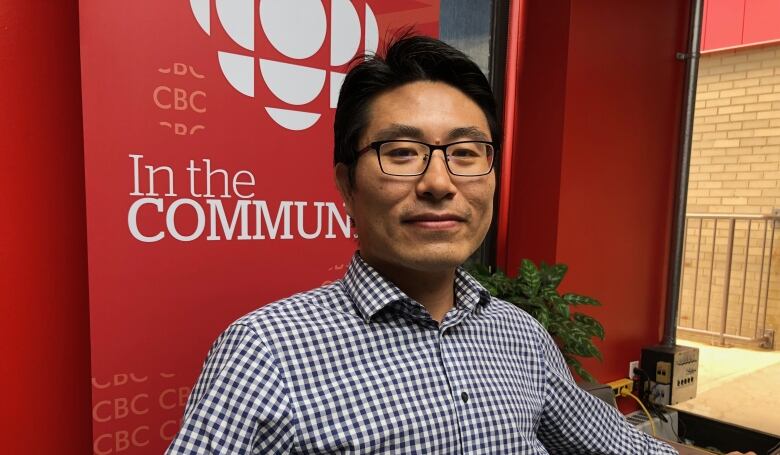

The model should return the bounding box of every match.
[165,323,296,454]
[535,328,678,455]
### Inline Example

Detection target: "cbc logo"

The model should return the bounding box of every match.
[189,0,379,131]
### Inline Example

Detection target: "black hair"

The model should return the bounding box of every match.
[333,32,502,186]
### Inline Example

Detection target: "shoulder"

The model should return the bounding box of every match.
[482,296,550,338]
[478,297,568,370]
[228,280,360,342]
[197,281,360,382]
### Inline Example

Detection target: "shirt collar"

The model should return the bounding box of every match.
[454,266,491,312]
[342,253,491,323]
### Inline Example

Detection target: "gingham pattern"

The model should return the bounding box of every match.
[167,254,678,454]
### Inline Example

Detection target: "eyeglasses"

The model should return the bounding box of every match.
[357,140,497,176]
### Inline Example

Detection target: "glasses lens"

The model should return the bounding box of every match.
[446,142,494,175]
[378,141,430,175]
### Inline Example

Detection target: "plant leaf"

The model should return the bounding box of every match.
[563,293,601,306]
[573,313,606,340]
[466,258,604,384]
[540,287,557,301]
[518,259,541,298]
[556,301,570,318]
[546,263,568,289]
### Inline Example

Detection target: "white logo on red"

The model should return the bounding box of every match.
[189,0,379,131]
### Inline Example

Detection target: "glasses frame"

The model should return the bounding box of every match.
[356,140,498,177]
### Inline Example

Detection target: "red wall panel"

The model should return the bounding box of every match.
[503,0,689,382]
[502,0,571,271]
[702,0,780,52]
[743,0,780,44]
[557,0,688,382]
[0,1,93,453]
[702,0,745,51]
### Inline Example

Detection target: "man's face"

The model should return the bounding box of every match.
[336,81,496,274]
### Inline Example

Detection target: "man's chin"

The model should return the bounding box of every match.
[400,249,472,272]
[361,242,478,274]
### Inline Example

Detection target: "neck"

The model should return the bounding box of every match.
[361,254,457,323]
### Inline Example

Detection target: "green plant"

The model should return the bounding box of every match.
[467,259,604,383]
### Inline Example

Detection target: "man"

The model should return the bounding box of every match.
[166,35,678,453]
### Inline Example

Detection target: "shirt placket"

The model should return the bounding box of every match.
[435,315,468,455]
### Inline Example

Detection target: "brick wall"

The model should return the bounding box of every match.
[680,44,780,348]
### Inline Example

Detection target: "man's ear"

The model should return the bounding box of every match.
[334,163,354,218]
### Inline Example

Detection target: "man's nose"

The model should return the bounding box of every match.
[416,149,457,200]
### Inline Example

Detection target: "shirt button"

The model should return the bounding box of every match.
[461,392,469,403]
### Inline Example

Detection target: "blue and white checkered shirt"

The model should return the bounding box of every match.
[167,253,677,454]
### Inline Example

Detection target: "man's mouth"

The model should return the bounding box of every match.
[402,213,467,230]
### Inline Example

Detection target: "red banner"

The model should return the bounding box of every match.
[78,1,439,453]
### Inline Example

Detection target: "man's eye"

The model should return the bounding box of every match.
[449,147,480,158]
[386,148,420,158]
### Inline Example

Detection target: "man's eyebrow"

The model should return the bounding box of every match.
[371,124,491,142]
[373,124,425,141]
[446,126,491,142]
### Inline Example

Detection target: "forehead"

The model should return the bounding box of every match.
[363,81,491,142]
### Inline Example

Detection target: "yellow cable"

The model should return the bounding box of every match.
[620,389,657,438]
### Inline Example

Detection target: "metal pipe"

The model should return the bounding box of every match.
[754,220,768,338]
[719,219,736,345]
[761,218,776,336]
[677,217,689,326]
[691,218,703,328]
[662,0,704,347]
[737,220,752,337]
[705,220,717,331]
